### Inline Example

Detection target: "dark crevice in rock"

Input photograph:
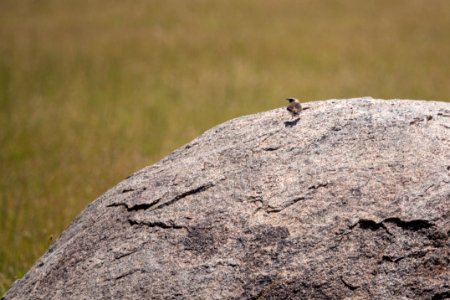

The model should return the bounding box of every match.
[382,255,405,263]
[384,218,434,230]
[316,133,329,143]
[106,202,128,209]
[106,198,161,212]
[262,146,281,151]
[308,182,328,190]
[183,141,199,150]
[351,217,434,232]
[120,187,147,194]
[331,126,342,131]
[437,111,450,117]
[128,219,184,229]
[151,183,214,211]
[266,197,305,213]
[113,244,148,260]
[107,183,214,213]
[113,269,146,281]
[421,183,436,195]
[409,115,432,125]
[432,290,450,300]
[128,201,160,211]
[353,219,388,231]
[265,206,282,213]
[114,250,139,260]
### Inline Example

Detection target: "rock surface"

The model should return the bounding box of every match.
[4,97,450,300]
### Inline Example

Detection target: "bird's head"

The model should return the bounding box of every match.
[286,98,298,103]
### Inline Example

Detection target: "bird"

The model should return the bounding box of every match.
[286,98,302,118]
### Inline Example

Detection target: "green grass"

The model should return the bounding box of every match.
[1,0,450,294]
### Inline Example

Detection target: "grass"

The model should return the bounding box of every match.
[1,0,450,294]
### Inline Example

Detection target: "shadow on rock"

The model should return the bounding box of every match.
[284,117,300,128]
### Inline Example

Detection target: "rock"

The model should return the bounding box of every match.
[4,97,450,299]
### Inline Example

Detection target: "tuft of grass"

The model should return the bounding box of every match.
[1,0,450,294]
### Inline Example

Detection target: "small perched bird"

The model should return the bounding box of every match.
[286,98,302,118]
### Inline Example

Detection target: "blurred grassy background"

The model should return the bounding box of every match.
[1,0,450,293]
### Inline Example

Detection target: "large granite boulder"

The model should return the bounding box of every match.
[4,97,450,299]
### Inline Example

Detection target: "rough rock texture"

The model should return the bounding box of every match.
[4,97,450,300]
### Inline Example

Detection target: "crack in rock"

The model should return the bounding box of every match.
[128,219,184,229]
[151,183,214,211]
[106,182,214,212]
[266,197,305,213]
[262,146,281,151]
[409,115,433,125]
[106,198,161,211]
[432,290,450,300]
[351,217,434,232]
[114,249,139,260]
[382,255,405,263]
[113,269,147,281]
[437,111,450,117]
[113,242,149,260]
[352,219,388,231]
[308,182,329,190]
[383,217,434,230]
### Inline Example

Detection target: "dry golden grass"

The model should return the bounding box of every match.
[1,0,450,293]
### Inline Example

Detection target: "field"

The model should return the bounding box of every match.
[1,0,449,293]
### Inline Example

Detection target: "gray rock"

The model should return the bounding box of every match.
[4,97,450,299]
